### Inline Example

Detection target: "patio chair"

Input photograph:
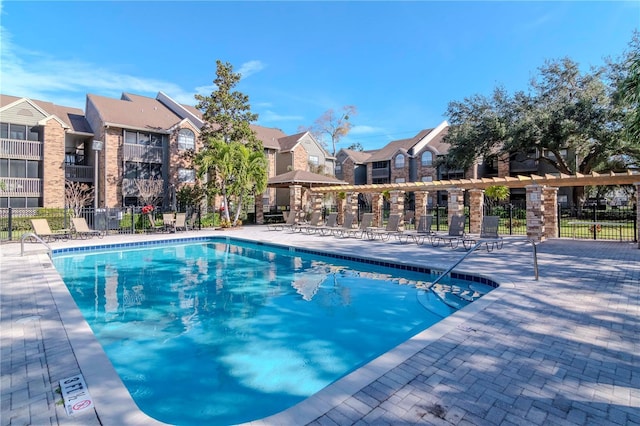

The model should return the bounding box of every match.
[162,212,176,232]
[431,215,466,248]
[367,213,402,241]
[331,213,356,238]
[341,213,374,239]
[71,217,104,239]
[30,218,71,242]
[174,213,187,232]
[268,210,297,231]
[397,215,434,245]
[294,211,324,234]
[462,216,504,251]
[316,212,339,236]
[146,214,165,233]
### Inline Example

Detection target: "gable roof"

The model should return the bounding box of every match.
[366,122,450,162]
[0,94,92,134]
[267,170,348,188]
[366,131,431,162]
[277,131,308,152]
[87,93,182,132]
[339,149,373,164]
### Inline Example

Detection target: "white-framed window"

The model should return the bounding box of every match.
[395,177,405,183]
[421,176,433,182]
[421,151,433,166]
[178,129,195,150]
[394,154,405,168]
[335,162,342,172]
[308,155,319,165]
[178,168,195,183]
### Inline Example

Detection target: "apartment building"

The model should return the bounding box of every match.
[0,95,94,208]
[1,91,335,215]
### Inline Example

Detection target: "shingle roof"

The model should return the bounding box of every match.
[0,94,92,134]
[341,149,373,164]
[277,131,307,152]
[87,93,183,132]
[367,129,435,162]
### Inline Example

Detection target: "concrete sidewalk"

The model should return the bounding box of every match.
[1,229,639,425]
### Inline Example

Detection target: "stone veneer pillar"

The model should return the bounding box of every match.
[310,192,324,216]
[468,189,484,234]
[414,191,428,217]
[289,185,302,221]
[526,184,545,242]
[372,193,384,227]
[336,194,346,224]
[390,190,405,229]
[447,188,465,224]
[543,187,559,239]
[346,192,359,221]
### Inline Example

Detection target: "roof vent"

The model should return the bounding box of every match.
[18,108,33,117]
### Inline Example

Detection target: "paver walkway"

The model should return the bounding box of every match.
[1,229,639,425]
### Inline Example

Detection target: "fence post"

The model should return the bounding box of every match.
[8,207,12,241]
[592,207,598,240]
[508,204,514,235]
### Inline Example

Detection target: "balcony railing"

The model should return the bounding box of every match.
[122,178,165,196]
[371,167,390,179]
[0,178,42,196]
[0,139,43,159]
[65,165,94,182]
[123,144,163,163]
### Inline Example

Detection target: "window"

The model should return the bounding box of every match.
[9,124,26,140]
[2,159,41,178]
[394,154,405,168]
[421,176,433,182]
[421,151,433,166]
[308,155,319,165]
[27,126,39,141]
[178,168,195,183]
[124,162,162,179]
[124,130,166,146]
[0,123,7,138]
[335,162,342,172]
[395,177,405,183]
[125,131,137,144]
[178,129,195,150]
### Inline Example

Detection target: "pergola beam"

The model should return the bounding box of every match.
[310,171,640,194]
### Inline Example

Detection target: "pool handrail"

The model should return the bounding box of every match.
[429,237,538,288]
[21,232,52,258]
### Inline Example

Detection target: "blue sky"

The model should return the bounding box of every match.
[1,1,638,151]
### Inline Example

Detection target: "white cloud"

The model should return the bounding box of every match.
[259,110,304,123]
[349,125,386,135]
[238,60,266,78]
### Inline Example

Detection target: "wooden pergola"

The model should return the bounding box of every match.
[309,170,640,193]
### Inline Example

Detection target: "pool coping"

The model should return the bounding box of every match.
[45,234,514,425]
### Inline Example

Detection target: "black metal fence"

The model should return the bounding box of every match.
[0,207,203,242]
[558,205,636,242]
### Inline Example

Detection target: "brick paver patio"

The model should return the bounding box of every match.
[1,228,638,425]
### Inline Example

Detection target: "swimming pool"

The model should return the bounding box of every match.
[52,238,496,425]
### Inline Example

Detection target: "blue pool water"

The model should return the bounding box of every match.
[53,239,494,425]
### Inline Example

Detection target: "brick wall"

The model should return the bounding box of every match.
[41,119,66,208]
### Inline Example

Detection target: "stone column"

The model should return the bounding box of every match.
[289,185,302,221]
[390,190,405,229]
[310,192,323,216]
[336,193,346,224]
[526,184,544,242]
[346,192,359,222]
[372,193,384,227]
[414,191,428,218]
[543,187,559,239]
[468,189,484,234]
[447,188,465,224]
[255,193,264,225]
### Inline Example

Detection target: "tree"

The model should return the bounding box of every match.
[194,60,267,225]
[135,178,163,207]
[484,185,510,210]
[195,60,262,151]
[65,182,94,217]
[346,142,364,151]
[302,105,357,156]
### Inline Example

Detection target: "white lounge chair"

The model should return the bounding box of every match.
[71,217,104,239]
